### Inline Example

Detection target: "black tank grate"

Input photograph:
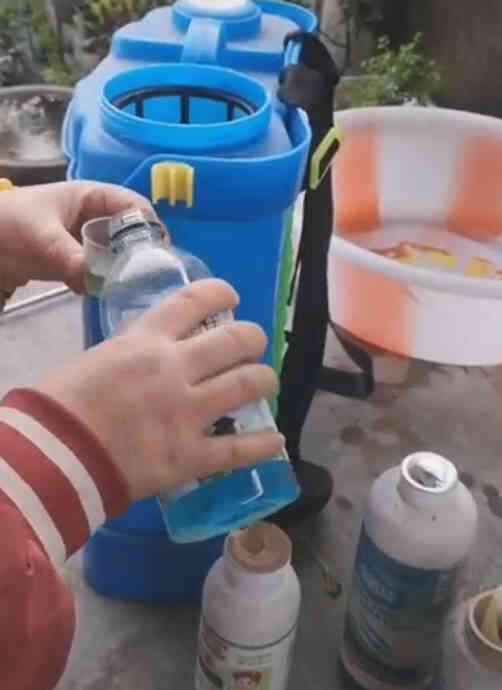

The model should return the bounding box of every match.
[113,85,257,124]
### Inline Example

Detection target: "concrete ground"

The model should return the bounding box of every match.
[1,282,501,689]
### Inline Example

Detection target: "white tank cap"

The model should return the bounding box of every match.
[401,452,458,493]
[184,0,249,14]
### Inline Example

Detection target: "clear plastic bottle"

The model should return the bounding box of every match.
[99,209,300,543]
[196,522,301,690]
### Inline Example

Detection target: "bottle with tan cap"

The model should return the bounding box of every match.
[196,522,301,690]
[341,452,478,689]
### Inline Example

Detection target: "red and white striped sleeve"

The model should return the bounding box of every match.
[0,388,130,690]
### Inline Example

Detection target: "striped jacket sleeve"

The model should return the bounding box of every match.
[0,388,129,690]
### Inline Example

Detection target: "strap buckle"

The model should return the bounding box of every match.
[279,32,340,192]
[309,126,341,190]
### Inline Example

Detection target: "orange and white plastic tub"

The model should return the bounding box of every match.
[330,106,502,366]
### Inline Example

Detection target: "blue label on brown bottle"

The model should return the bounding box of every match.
[343,525,459,687]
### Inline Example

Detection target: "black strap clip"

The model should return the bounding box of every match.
[279,32,341,190]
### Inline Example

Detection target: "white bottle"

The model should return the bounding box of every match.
[341,452,478,690]
[196,522,301,690]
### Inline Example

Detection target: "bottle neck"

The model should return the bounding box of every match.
[398,477,456,510]
[223,548,289,595]
[397,452,458,510]
[110,225,165,255]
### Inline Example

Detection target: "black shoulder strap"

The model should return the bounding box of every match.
[320,320,374,399]
[276,33,373,463]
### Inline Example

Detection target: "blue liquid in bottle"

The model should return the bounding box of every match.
[99,209,300,543]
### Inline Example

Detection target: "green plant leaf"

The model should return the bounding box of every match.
[76,0,174,57]
[349,32,442,107]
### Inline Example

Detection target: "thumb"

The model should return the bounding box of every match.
[45,225,86,294]
[70,182,157,237]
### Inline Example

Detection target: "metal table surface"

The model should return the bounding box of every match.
[1,284,501,690]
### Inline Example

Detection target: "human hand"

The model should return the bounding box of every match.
[38,279,282,502]
[0,181,153,296]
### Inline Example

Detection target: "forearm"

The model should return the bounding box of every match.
[0,389,129,690]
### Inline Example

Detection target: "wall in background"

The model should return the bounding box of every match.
[408,0,502,117]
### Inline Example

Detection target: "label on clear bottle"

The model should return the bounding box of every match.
[161,310,288,504]
[195,311,285,445]
[84,271,105,298]
[195,617,296,690]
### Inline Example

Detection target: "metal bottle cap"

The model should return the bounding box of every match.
[402,452,458,493]
[108,207,162,240]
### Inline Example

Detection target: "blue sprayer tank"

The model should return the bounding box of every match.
[63,0,316,602]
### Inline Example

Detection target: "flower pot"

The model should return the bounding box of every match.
[0,85,73,186]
